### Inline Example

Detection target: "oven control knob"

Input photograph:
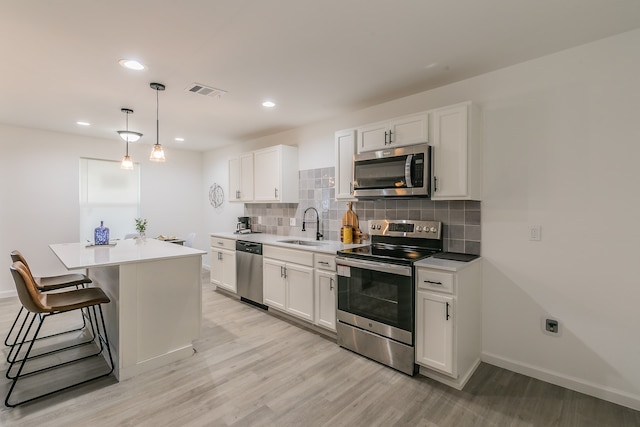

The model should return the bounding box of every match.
[416,226,422,232]
[376,225,381,230]
[430,227,437,233]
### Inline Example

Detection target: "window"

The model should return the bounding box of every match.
[79,158,140,242]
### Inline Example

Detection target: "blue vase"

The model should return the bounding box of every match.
[94,221,110,245]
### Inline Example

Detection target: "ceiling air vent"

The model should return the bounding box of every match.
[185,83,227,98]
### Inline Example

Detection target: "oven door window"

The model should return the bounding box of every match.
[338,267,413,332]
[354,156,409,189]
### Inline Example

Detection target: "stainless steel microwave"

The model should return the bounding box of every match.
[353,143,431,198]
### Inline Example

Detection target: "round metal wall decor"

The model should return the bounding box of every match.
[209,183,224,208]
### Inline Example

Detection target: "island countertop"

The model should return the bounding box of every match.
[50,238,206,270]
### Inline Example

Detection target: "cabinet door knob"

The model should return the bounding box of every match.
[274,188,278,198]
[388,130,393,143]
[384,131,389,145]
[329,277,334,291]
[446,302,450,320]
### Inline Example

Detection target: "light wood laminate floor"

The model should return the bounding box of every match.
[1,271,639,426]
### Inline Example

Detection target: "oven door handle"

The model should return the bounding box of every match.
[336,257,412,277]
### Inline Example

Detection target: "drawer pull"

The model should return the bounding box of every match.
[217,241,223,246]
[318,261,330,265]
[424,280,443,286]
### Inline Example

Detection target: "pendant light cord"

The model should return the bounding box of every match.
[156,87,160,146]
[125,111,130,156]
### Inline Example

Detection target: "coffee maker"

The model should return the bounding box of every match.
[236,216,251,233]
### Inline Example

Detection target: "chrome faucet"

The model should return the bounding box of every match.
[301,207,323,240]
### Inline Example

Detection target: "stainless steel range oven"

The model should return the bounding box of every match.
[336,219,442,375]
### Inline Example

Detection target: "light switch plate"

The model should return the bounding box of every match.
[290,217,296,226]
[529,225,541,241]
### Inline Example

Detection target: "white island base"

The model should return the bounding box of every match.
[50,240,204,381]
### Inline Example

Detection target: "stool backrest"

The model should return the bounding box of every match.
[10,261,47,313]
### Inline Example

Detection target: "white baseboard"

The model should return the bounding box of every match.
[482,351,640,411]
[0,290,17,299]
[418,358,481,390]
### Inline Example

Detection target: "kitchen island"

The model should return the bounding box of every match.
[49,239,206,381]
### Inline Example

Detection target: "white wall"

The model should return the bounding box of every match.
[202,29,640,409]
[0,124,204,296]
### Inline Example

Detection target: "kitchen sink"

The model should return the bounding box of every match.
[278,239,327,246]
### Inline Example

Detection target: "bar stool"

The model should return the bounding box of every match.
[5,261,114,407]
[5,250,92,349]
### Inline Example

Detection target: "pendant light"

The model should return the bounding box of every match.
[149,82,166,162]
[117,108,142,170]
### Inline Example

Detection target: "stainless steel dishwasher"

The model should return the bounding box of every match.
[235,240,267,309]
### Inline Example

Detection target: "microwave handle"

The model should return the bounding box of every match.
[405,154,413,188]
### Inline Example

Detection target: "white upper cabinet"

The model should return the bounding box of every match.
[228,152,254,202]
[253,145,299,203]
[429,102,482,201]
[335,129,357,200]
[356,112,428,153]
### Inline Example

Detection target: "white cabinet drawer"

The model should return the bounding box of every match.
[314,254,336,271]
[210,237,235,250]
[264,245,314,267]
[416,268,454,294]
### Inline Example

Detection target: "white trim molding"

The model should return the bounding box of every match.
[482,352,640,411]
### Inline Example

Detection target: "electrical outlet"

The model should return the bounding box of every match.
[258,216,262,225]
[290,217,296,226]
[545,318,559,334]
[529,225,542,241]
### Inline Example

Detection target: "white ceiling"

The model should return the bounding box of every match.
[2,0,640,152]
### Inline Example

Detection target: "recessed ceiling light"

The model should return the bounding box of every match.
[262,101,276,108]
[76,121,90,126]
[175,137,185,142]
[119,59,145,71]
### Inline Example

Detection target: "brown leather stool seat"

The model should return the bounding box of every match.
[5,251,92,349]
[5,261,114,407]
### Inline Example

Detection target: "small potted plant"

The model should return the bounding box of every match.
[135,218,148,240]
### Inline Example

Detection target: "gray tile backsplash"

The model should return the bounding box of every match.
[245,166,481,255]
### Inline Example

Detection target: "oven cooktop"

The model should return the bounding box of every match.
[337,219,444,266]
[338,244,441,265]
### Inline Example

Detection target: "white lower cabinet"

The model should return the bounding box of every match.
[416,291,454,374]
[314,253,337,332]
[263,258,286,310]
[415,260,481,390]
[210,237,237,293]
[284,263,314,321]
[263,246,314,322]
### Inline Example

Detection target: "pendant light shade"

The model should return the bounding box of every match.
[118,108,141,170]
[149,82,166,162]
[121,155,134,170]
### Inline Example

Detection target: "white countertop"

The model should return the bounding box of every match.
[50,238,206,270]
[210,231,366,254]
[414,256,481,272]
